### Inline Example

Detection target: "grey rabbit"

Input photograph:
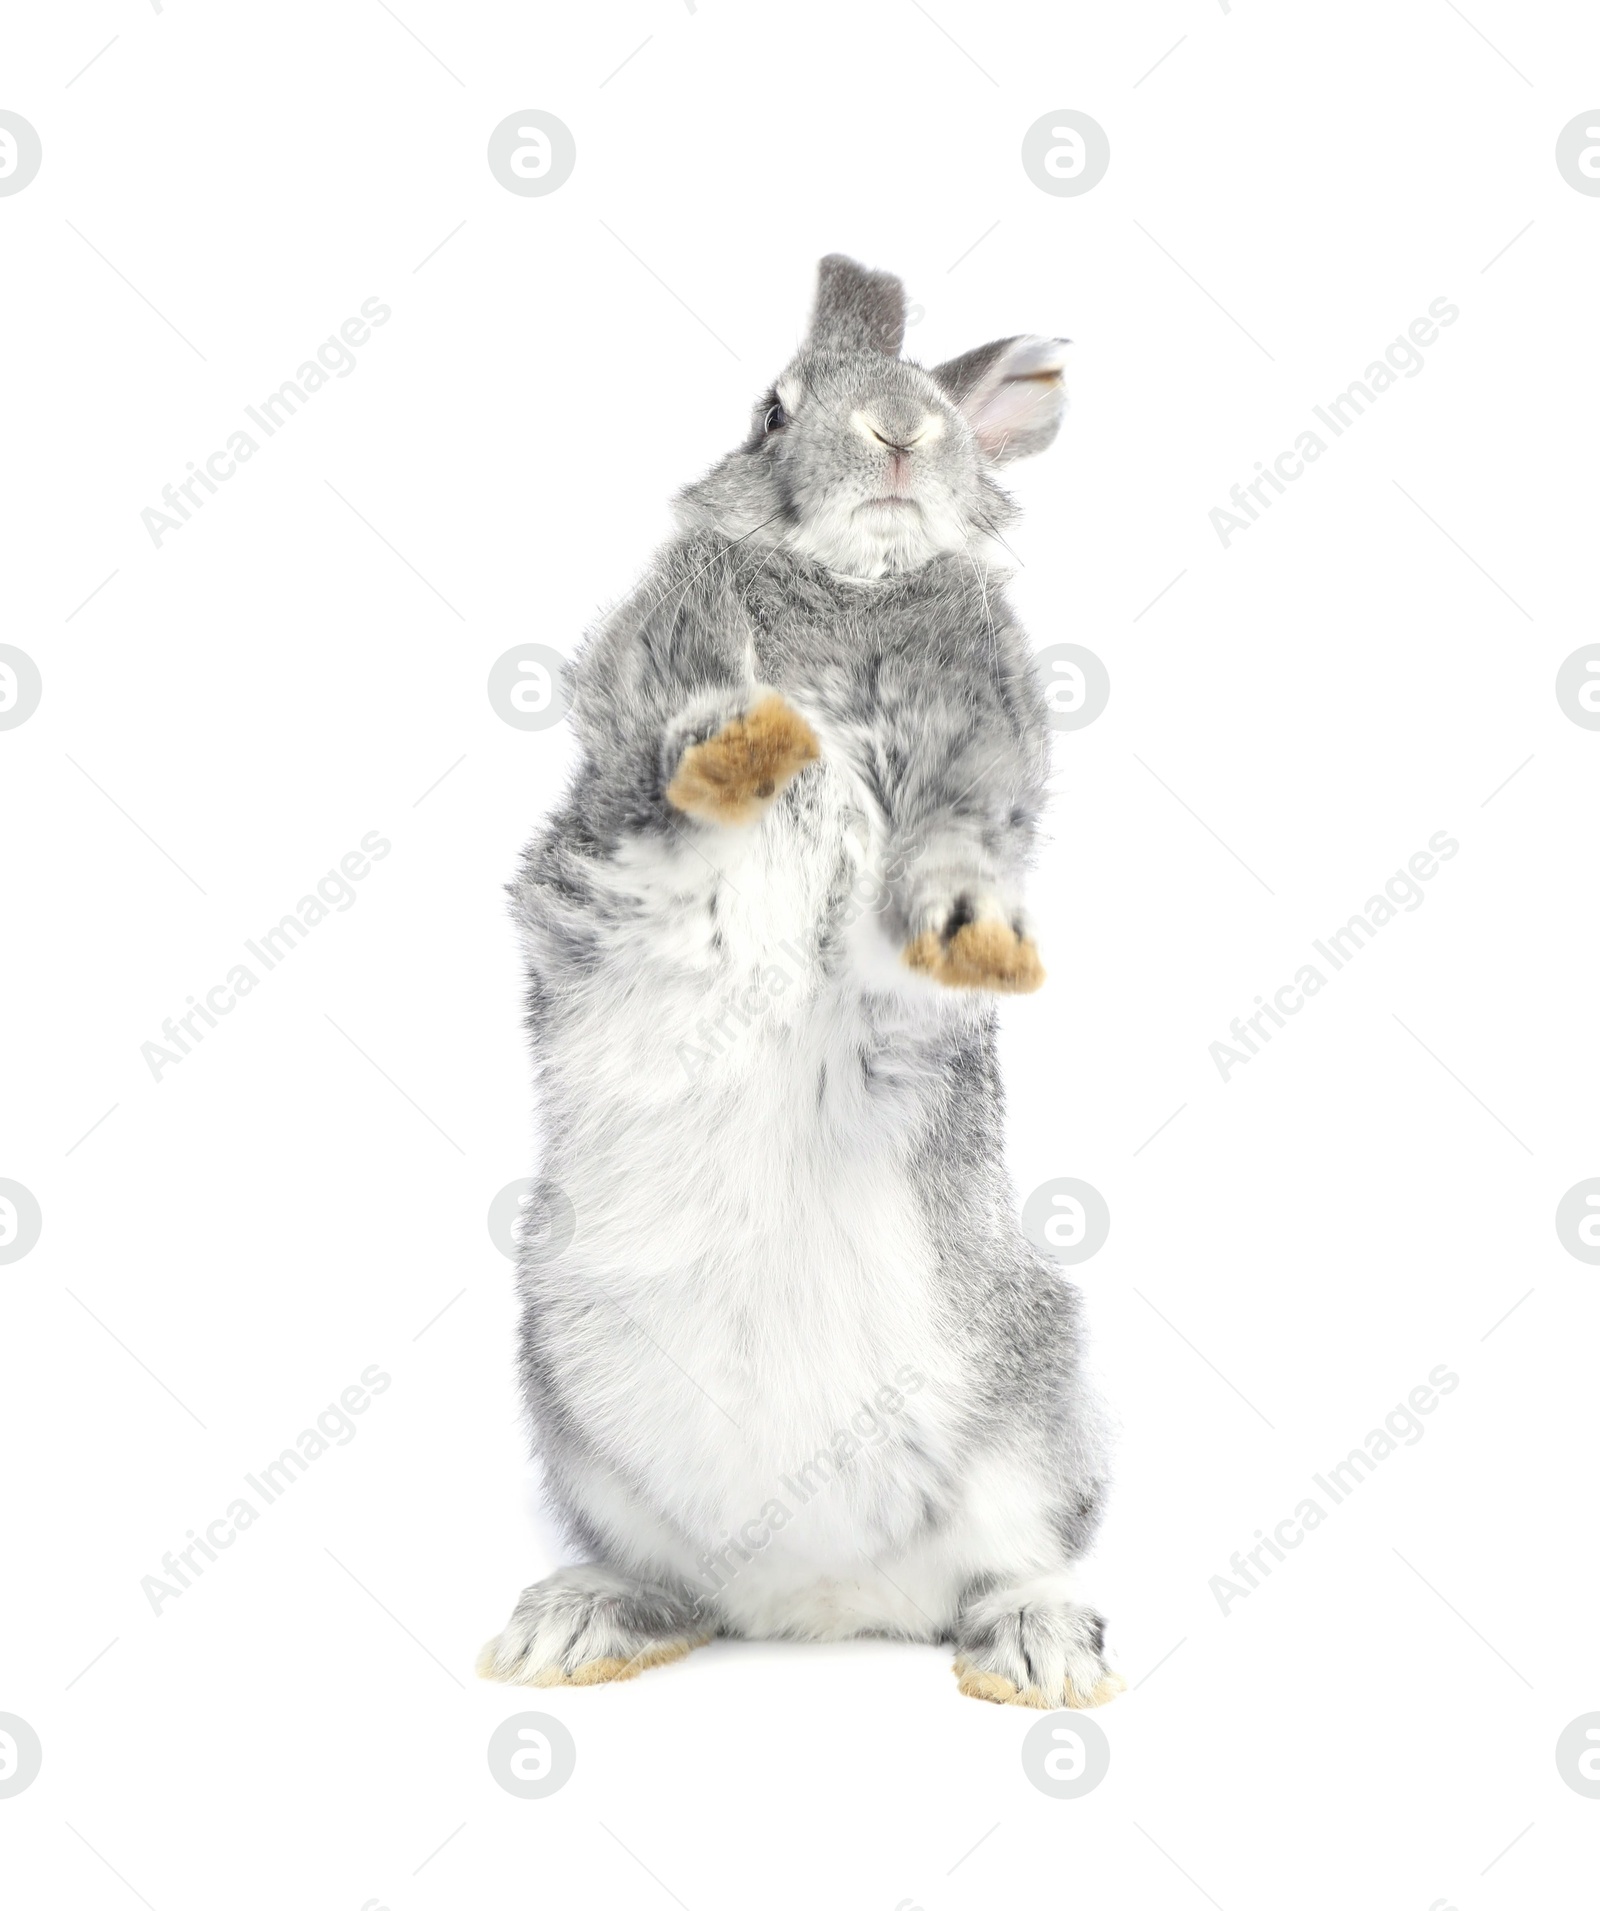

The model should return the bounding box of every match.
[478,254,1121,1710]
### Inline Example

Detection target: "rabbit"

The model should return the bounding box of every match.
[477,254,1121,1711]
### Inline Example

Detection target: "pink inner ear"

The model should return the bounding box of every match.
[966,373,1062,455]
[959,338,1069,459]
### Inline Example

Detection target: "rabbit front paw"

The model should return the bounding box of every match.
[666,691,820,826]
[952,1580,1123,1709]
[477,1566,712,1687]
[904,895,1044,994]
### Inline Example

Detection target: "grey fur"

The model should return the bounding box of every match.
[482,256,1116,1701]
[810,250,908,356]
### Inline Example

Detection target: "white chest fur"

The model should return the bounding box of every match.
[523,775,971,1590]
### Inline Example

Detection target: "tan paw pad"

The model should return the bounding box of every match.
[1063,1671,1126,1709]
[953,1656,1125,1710]
[955,1663,1023,1706]
[667,694,820,824]
[905,917,1044,993]
[490,1633,710,1689]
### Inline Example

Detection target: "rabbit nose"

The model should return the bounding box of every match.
[850,407,944,453]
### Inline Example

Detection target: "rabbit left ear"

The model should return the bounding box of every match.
[931,335,1069,463]
[807,254,906,356]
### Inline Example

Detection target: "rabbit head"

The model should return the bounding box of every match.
[675,254,1069,580]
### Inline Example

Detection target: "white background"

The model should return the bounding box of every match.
[3,2,1598,1906]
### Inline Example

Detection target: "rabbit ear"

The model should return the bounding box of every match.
[931,335,1069,464]
[807,254,906,356]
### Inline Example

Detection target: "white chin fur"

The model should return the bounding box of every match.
[787,491,987,580]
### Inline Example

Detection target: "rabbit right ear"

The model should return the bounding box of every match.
[807,254,906,357]
[931,335,1069,464]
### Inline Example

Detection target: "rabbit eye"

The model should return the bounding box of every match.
[763,401,789,434]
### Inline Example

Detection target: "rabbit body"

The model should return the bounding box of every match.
[480,258,1121,1709]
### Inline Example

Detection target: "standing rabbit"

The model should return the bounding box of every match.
[479,255,1121,1709]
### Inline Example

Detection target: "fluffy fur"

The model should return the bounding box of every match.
[480,256,1119,1707]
